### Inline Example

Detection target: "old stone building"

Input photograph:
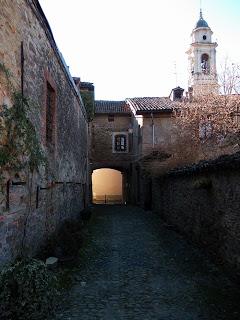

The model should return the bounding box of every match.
[0,0,89,265]
[91,10,222,209]
[92,94,181,208]
[91,100,133,203]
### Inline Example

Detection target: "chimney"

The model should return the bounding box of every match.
[172,86,184,101]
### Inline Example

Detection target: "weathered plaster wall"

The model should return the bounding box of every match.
[152,153,240,276]
[0,0,89,265]
[141,115,175,156]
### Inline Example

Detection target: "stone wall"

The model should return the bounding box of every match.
[91,113,133,169]
[0,0,89,265]
[152,152,240,276]
[91,112,141,204]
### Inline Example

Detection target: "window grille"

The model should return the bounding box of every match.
[115,134,127,152]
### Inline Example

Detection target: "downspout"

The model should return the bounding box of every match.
[151,112,155,148]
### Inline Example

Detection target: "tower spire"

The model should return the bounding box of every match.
[187,7,219,95]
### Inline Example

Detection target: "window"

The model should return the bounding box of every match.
[113,133,128,153]
[115,135,127,151]
[231,106,240,126]
[46,82,56,148]
[199,120,212,140]
[203,35,207,40]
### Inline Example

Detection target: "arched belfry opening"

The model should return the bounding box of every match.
[201,53,210,74]
[92,169,123,204]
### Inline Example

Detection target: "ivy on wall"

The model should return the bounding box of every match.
[80,90,95,121]
[0,62,12,84]
[0,62,45,177]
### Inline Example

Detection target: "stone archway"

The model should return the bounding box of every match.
[92,168,124,204]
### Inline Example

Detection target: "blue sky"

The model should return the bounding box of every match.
[39,0,240,100]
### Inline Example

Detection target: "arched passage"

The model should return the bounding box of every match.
[92,168,123,204]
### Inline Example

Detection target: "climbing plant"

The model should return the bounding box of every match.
[0,62,45,176]
[80,90,95,121]
[0,62,12,83]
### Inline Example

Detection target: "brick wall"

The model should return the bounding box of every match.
[0,0,89,265]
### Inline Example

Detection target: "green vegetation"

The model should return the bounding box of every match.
[0,211,92,319]
[80,90,95,121]
[0,62,12,83]
[0,259,59,320]
[0,62,45,176]
[193,176,212,189]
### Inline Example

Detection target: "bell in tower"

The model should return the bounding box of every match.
[186,10,219,96]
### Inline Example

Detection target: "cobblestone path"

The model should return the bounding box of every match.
[56,205,240,320]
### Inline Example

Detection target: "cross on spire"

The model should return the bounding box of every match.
[200,0,203,18]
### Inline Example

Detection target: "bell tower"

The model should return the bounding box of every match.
[187,10,219,95]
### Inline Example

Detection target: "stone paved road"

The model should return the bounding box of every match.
[55,205,240,320]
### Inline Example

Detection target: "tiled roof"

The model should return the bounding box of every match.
[126,97,174,114]
[95,100,131,114]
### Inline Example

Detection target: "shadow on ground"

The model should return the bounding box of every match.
[55,205,240,320]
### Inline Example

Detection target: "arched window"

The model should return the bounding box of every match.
[201,53,210,74]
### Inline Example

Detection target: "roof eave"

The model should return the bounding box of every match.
[95,112,132,115]
[136,109,173,115]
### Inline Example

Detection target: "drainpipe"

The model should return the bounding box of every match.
[151,112,155,148]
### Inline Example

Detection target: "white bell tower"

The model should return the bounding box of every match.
[187,10,219,95]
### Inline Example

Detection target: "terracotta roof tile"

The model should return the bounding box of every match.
[126,97,174,113]
[95,100,131,114]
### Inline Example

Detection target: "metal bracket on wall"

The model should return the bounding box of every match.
[11,181,27,186]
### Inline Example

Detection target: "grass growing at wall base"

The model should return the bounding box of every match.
[0,208,93,320]
[0,259,60,320]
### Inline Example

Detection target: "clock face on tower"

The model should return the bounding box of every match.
[203,35,207,40]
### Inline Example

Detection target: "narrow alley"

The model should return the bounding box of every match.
[56,205,240,320]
